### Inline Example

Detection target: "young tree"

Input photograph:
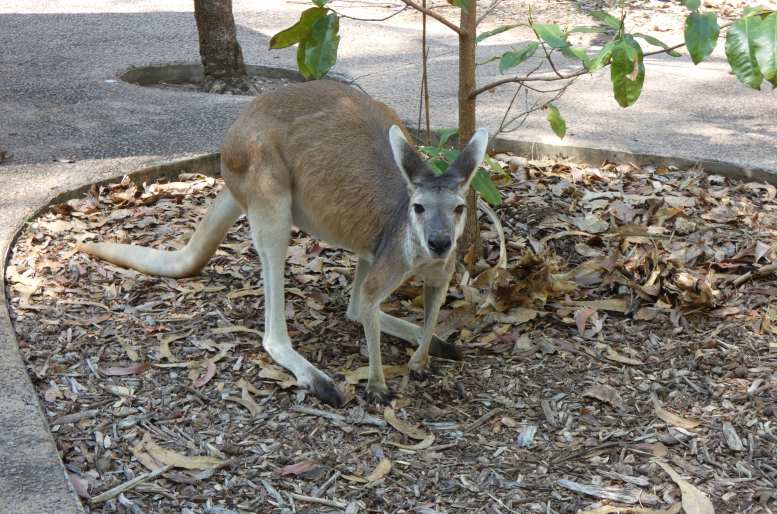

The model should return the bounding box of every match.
[193,0,250,93]
[271,0,777,258]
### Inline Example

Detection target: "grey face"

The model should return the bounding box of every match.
[409,186,466,259]
[388,125,489,260]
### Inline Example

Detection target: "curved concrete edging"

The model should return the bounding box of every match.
[493,137,776,185]
[1,141,773,512]
[0,153,220,514]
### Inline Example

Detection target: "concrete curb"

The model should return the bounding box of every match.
[0,153,218,514]
[1,140,773,512]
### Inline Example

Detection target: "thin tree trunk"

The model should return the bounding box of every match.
[193,0,249,93]
[458,0,480,266]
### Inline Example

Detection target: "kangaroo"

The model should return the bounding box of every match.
[78,80,489,407]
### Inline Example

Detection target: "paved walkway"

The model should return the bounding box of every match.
[1,0,775,511]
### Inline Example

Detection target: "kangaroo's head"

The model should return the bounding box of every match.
[389,125,489,260]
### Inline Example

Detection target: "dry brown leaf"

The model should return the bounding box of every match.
[365,458,392,482]
[277,460,319,477]
[652,395,701,429]
[255,362,297,389]
[654,461,715,514]
[100,362,150,376]
[193,361,217,387]
[583,384,624,409]
[571,298,629,314]
[211,325,263,338]
[385,434,435,451]
[491,307,541,325]
[582,504,681,514]
[343,364,407,385]
[575,308,596,336]
[137,433,223,470]
[384,407,430,440]
[599,344,644,366]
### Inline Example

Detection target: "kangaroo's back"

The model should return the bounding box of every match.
[220,81,411,257]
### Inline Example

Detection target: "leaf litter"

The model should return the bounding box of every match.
[5,157,777,512]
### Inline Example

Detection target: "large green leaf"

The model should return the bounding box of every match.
[590,10,621,30]
[634,32,682,57]
[754,13,777,82]
[435,128,459,147]
[610,36,645,107]
[587,41,615,71]
[499,42,539,73]
[477,23,522,43]
[725,15,764,89]
[533,24,568,49]
[269,7,327,49]
[472,169,501,206]
[546,104,566,139]
[297,13,340,80]
[684,12,720,64]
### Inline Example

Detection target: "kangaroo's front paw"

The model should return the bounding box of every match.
[429,336,463,361]
[309,372,344,408]
[365,382,394,405]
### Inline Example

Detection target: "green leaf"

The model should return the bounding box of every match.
[477,24,522,43]
[533,24,568,49]
[590,10,621,30]
[298,13,340,80]
[633,33,682,57]
[546,104,566,139]
[499,42,539,73]
[725,15,764,89]
[269,7,327,49]
[681,0,701,12]
[435,128,459,147]
[561,45,591,66]
[312,0,329,6]
[472,169,501,206]
[754,13,777,81]
[586,41,615,71]
[684,12,720,64]
[429,158,448,175]
[610,36,645,107]
[450,0,469,11]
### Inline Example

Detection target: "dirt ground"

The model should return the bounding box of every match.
[6,151,777,513]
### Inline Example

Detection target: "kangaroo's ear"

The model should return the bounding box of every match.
[447,128,489,189]
[389,125,433,188]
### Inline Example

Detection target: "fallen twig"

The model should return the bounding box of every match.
[285,491,348,510]
[51,409,100,425]
[90,464,172,504]
[465,408,503,432]
[290,405,386,428]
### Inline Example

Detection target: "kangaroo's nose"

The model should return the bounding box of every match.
[428,235,452,255]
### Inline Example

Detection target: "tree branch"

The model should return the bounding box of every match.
[399,0,464,34]
[472,21,737,99]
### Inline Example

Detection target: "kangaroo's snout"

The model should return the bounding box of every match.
[427,234,452,256]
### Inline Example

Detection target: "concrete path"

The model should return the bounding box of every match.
[0,0,775,511]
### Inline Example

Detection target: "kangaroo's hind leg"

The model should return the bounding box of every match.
[246,195,343,407]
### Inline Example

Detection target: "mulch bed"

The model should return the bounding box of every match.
[5,155,777,513]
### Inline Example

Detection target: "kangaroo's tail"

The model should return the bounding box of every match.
[78,188,243,278]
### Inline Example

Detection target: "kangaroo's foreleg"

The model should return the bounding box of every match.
[408,282,447,375]
[78,188,242,278]
[246,200,343,408]
[358,265,405,404]
[347,259,462,360]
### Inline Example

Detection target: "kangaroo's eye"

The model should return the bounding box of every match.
[454,205,465,215]
[413,204,425,214]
